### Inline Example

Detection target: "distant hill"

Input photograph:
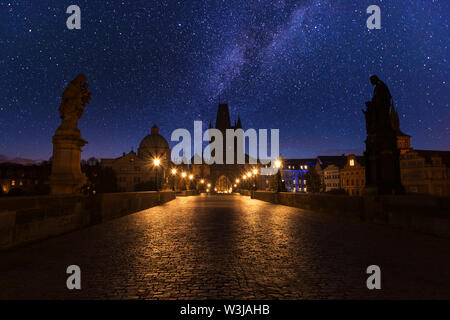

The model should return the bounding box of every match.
[0,154,43,165]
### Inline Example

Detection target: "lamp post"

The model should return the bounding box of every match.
[171,168,177,191]
[181,171,187,190]
[274,159,282,192]
[188,174,194,190]
[199,179,205,193]
[252,168,258,190]
[153,158,161,191]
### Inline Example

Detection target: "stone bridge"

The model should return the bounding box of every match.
[1,193,450,299]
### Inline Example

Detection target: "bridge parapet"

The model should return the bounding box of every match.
[252,191,450,238]
[0,191,175,250]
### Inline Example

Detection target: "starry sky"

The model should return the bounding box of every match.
[0,0,448,161]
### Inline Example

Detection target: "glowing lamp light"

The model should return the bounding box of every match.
[200,179,205,184]
[252,169,258,175]
[236,179,240,183]
[171,168,177,175]
[207,183,211,188]
[189,174,194,180]
[275,160,282,168]
[153,158,161,166]
[181,172,187,178]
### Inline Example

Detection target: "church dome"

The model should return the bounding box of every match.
[138,125,170,157]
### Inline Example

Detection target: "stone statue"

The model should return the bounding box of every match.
[363,75,403,195]
[57,74,92,132]
[362,75,393,134]
[49,74,91,195]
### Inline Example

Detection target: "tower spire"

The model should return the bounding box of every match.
[236,114,242,129]
[215,100,231,131]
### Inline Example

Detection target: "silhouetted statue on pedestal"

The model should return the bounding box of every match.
[49,74,92,194]
[363,75,404,195]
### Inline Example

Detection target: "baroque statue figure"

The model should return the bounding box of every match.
[362,75,403,195]
[49,74,91,195]
[57,74,92,132]
[362,75,393,134]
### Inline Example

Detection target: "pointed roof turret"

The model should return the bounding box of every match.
[236,115,242,129]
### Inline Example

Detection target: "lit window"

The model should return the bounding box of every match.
[350,159,355,166]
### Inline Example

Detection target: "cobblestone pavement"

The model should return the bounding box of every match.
[1,194,450,299]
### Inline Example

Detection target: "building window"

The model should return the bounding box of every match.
[432,159,441,166]
[350,159,355,166]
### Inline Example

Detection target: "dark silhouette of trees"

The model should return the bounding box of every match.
[304,169,323,193]
[81,158,117,194]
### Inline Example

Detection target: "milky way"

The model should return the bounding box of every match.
[0,0,448,160]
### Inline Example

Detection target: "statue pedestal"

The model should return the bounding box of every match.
[49,128,87,195]
[364,131,404,195]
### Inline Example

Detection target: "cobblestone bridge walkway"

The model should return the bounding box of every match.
[1,194,449,299]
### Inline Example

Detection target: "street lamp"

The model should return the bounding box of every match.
[153,158,161,191]
[189,174,194,180]
[252,168,258,190]
[275,160,282,169]
[181,172,187,178]
[171,168,177,191]
[200,179,205,184]
[274,159,283,192]
[236,179,240,184]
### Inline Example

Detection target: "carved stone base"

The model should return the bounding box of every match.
[364,131,404,195]
[49,129,87,195]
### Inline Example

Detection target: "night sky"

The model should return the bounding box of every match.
[0,0,448,161]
